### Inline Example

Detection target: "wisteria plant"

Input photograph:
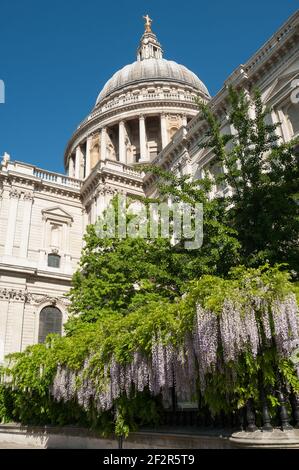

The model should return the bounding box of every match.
[1,265,299,435]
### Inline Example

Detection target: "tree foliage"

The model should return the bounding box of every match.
[66,189,240,331]
[198,87,299,274]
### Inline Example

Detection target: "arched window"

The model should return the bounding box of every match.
[48,253,61,268]
[38,306,62,343]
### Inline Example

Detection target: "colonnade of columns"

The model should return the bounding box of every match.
[69,113,188,179]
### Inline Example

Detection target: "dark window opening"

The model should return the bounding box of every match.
[38,306,62,343]
[48,253,61,268]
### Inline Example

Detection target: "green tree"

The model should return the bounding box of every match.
[67,224,180,331]
[66,190,240,331]
[197,87,299,275]
[144,88,298,276]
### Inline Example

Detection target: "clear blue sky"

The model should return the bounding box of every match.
[0,0,297,174]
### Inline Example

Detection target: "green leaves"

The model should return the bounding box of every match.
[198,87,299,275]
[66,220,184,331]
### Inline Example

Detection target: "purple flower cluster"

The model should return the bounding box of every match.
[51,294,299,411]
[52,365,76,402]
[193,305,218,391]
[272,294,299,356]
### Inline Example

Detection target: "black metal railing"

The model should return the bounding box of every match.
[160,392,299,432]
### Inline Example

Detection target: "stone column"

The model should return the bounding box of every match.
[20,303,35,351]
[68,156,75,177]
[4,189,20,256]
[101,127,107,161]
[182,114,187,127]
[75,146,82,179]
[119,121,126,164]
[63,223,72,274]
[19,192,34,258]
[160,113,169,148]
[139,115,148,161]
[85,136,92,177]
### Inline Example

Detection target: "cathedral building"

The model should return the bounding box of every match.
[0,11,298,362]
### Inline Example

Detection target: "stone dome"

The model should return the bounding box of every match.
[96,58,210,104]
[65,19,212,175]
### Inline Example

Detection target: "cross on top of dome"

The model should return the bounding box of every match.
[137,15,163,61]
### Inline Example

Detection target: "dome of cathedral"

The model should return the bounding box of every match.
[65,17,211,174]
[96,58,209,103]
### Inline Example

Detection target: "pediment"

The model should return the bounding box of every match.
[42,206,73,223]
[264,69,299,103]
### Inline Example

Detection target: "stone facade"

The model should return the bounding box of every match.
[0,11,298,361]
[144,11,299,195]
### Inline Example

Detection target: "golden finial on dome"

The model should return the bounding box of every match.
[143,14,152,33]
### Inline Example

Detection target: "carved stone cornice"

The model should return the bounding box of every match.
[0,288,71,306]
[0,288,28,302]
[27,294,70,307]
[34,182,81,200]
[97,188,106,196]
[23,191,34,201]
[105,185,118,196]
[9,188,21,199]
[0,288,10,300]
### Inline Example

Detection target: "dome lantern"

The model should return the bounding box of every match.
[137,15,163,61]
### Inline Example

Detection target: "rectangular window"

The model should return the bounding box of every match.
[48,253,61,268]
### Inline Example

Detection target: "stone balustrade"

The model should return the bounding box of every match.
[33,168,82,188]
[0,160,82,189]
[102,160,143,178]
[78,92,197,129]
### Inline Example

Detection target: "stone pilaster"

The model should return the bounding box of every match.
[19,192,34,259]
[3,289,26,355]
[0,290,10,362]
[4,188,20,256]
[38,214,48,269]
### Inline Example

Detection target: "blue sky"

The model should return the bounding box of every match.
[0,0,297,173]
